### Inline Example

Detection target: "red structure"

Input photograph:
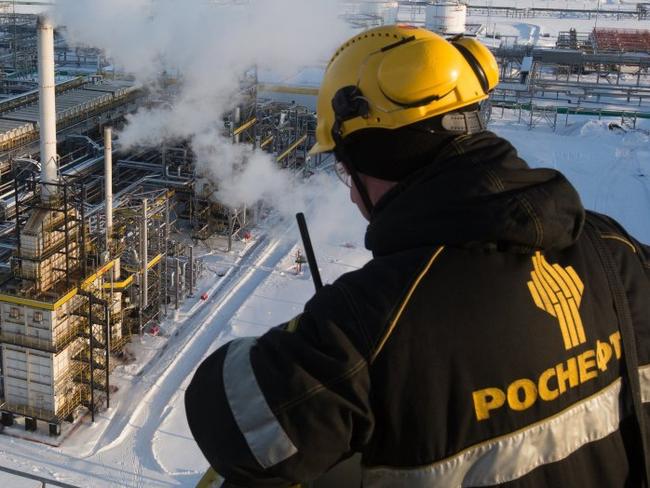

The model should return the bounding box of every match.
[592,28,650,54]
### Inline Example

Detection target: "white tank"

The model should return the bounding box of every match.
[359,1,399,24]
[425,1,467,35]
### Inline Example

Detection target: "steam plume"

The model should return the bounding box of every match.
[52,0,354,224]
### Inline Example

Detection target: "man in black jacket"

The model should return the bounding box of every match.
[186,25,650,487]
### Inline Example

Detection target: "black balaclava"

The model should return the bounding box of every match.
[337,108,480,182]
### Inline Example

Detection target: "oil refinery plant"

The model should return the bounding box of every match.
[0,13,316,436]
[0,0,647,444]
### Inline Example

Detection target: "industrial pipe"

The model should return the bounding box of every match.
[141,199,148,310]
[189,246,194,297]
[104,127,113,253]
[37,17,58,202]
[233,106,241,144]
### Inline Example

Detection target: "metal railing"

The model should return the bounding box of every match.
[0,464,80,488]
[0,319,83,354]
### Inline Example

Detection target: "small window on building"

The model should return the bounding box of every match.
[34,311,43,323]
[9,307,19,319]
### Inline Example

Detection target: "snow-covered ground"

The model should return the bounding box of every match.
[493,114,650,241]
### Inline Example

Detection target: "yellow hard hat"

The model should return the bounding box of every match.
[310,25,499,155]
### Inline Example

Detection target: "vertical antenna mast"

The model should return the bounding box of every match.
[296,213,323,291]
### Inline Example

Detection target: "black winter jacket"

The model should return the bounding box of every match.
[185,131,650,487]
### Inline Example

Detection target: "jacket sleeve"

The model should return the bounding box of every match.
[184,283,374,487]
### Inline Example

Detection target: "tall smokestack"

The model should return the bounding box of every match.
[37,17,58,202]
[104,127,113,251]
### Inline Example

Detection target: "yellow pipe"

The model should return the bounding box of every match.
[147,253,163,270]
[105,275,134,290]
[0,261,115,310]
[260,136,274,149]
[233,117,257,137]
[0,253,163,310]
[53,288,80,311]
[81,260,115,289]
[277,135,308,162]
[103,254,163,290]
[0,260,117,311]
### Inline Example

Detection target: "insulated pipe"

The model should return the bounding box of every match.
[175,258,180,310]
[188,246,194,297]
[37,17,58,202]
[162,144,167,178]
[233,106,241,144]
[142,199,148,309]
[104,127,113,252]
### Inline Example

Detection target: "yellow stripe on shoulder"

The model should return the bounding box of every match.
[371,246,445,363]
[601,233,637,254]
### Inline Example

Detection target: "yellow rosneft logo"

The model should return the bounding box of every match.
[527,252,586,350]
[471,331,621,421]
[471,253,622,423]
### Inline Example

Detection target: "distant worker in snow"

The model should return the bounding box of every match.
[185,25,650,487]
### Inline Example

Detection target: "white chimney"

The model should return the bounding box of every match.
[37,17,58,202]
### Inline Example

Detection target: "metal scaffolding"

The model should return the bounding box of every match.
[463,3,645,22]
[114,189,171,336]
[491,45,650,132]
[256,100,313,171]
[591,28,650,54]
[0,9,37,76]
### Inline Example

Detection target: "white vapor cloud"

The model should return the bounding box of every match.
[51,0,355,222]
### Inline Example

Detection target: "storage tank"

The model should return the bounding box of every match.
[360,1,399,24]
[425,1,467,35]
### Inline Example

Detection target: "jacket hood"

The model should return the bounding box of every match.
[365,131,585,256]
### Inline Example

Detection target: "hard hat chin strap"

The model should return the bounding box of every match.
[332,121,375,217]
